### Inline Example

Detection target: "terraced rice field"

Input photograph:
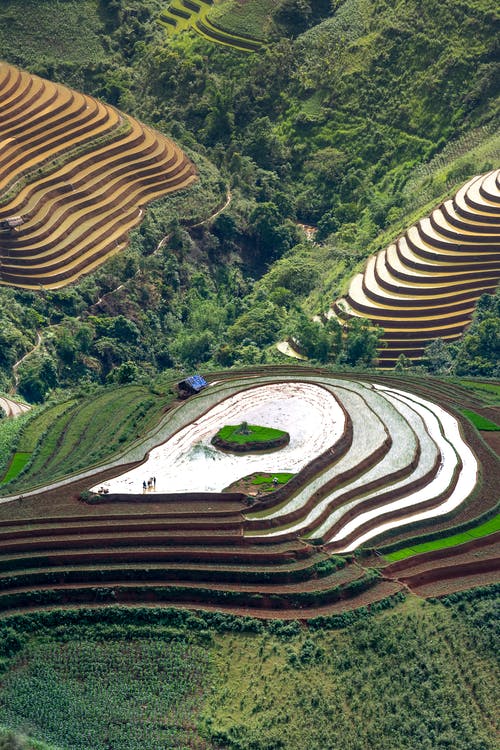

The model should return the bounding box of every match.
[333,169,500,366]
[0,395,30,418]
[0,62,197,289]
[159,0,264,52]
[0,368,497,619]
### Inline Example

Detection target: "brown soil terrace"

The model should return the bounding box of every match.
[0,368,497,619]
[0,62,197,289]
[334,169,500,367]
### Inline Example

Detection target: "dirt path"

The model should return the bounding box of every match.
[155,187,232,253]
[188,187,232,229]
[92,188,232,308]
[9,330,42,396]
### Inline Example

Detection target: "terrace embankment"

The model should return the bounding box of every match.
[381,533,500,597]
[334,169,500,366]
[0,62,197,289]
[0,369,497,618]
[159,0,264,52]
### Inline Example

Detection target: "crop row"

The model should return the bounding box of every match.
[1,386,165,494]
[158,0,263,52]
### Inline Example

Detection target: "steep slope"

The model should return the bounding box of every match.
[0,62,197,290]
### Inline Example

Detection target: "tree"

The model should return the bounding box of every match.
[288,312,341,363]
[423,338,453,374]
[227,302,281,347]
[173,331,214,367]
[18,369,45,403]
[343,319,383,367]
[249,203,298,264]
[108,360,139,384]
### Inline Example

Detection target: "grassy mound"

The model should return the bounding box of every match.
[212,422,290,451]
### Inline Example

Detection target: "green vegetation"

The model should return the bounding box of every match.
[385,514,500,561]
[0,639,211,750]
[0,0,106,72]
[457,380,500,403]
[214,422,289,445]
[209,0,273,39]
[423,291,499,378]
[0,2,498,747]
[0,592,497,750]
[0,453,31,484]
[0,386,170,493]
[0,0,496,394]
[0,727,59,750]
[251,472,294,485]
[460,409,499,431]
[0,411,31,480]
[159,0,213,38]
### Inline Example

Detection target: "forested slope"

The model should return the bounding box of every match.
[0,0,497,396]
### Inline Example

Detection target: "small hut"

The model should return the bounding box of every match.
[177,374,208,399]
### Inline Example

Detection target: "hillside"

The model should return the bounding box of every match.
[0,1,498,748]
[0,368,497,620]
[333,169,500,366]
[0,0,497,397]
[0,589,497,750]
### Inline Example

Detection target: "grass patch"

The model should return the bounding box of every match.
[1,452,31,484]
[385,514,500,561]
[215,423,288,445]
[0,410,31,480]
[460,409,500,431]
[251,472,294,485]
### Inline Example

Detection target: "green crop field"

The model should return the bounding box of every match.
[0,387,169,494]
[0,0,106,70]
[457,381,500,404]
[208,0,273,40]
[0,592,497,750]
[0,638,211,750]
[461,409,500,431]
[385,514,500,561]
[0,452,31,484]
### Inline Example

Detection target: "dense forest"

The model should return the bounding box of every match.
[0,0,498,402]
